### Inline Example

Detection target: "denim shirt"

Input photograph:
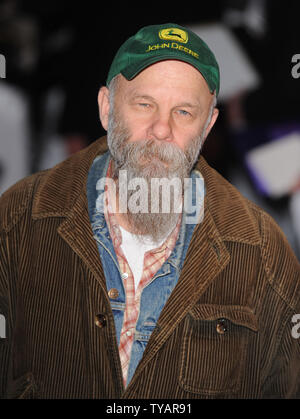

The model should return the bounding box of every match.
[86,151,205,386]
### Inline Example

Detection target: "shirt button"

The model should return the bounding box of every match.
[216,318,227,335]
[121,273,128,280]
[95,314,106,328]
[126,330,132,337]
[108,288,119,299]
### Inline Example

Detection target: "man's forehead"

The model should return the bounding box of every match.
[113,64,213,111]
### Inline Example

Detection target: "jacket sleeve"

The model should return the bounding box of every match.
[260,211,300,398]
[0,176,35,399]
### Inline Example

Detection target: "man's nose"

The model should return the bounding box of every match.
[149,112,173,142]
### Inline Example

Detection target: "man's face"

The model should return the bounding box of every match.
[101,60,218,156]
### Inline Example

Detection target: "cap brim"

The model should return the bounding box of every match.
[121,53,217,94]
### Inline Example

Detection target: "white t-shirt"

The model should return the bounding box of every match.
[119,226,167,291]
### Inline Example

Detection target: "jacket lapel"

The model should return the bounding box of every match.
[57,191,108,292]
[32,138,109,293]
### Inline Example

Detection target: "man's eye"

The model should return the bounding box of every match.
[177,109,191,116]
[138,103,150,108]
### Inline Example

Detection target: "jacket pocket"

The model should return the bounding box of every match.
[6,372,37,399]
[179,304,258,396]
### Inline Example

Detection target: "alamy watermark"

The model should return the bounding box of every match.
[0,54,6,79]
[0,314,6,339]
[96,171,205,224]
[291,54,300,79]
[291,314,300,339]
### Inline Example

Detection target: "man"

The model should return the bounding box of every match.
[0,23,299,399]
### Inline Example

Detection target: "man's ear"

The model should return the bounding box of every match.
[98,86,110,131]
[203,107,219,144]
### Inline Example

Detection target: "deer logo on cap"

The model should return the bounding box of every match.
[159,28,188,44]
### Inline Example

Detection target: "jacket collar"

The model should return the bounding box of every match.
[32,137,108,219]
[32,136,261,247]
[31,135,261,306]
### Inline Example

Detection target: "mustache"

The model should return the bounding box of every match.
[107,108,204,178]
[120,138,188,167]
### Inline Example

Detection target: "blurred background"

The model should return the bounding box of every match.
[0,0,300,259]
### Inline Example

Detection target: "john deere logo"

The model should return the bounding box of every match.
[159,28,188,44]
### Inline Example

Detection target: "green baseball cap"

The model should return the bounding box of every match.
[106,23,220,95]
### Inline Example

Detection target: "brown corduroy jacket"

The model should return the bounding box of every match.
[0,137,299,399]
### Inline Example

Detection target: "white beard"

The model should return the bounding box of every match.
[107,108,205,243]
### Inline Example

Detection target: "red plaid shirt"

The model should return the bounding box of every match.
[104,162,181,386]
